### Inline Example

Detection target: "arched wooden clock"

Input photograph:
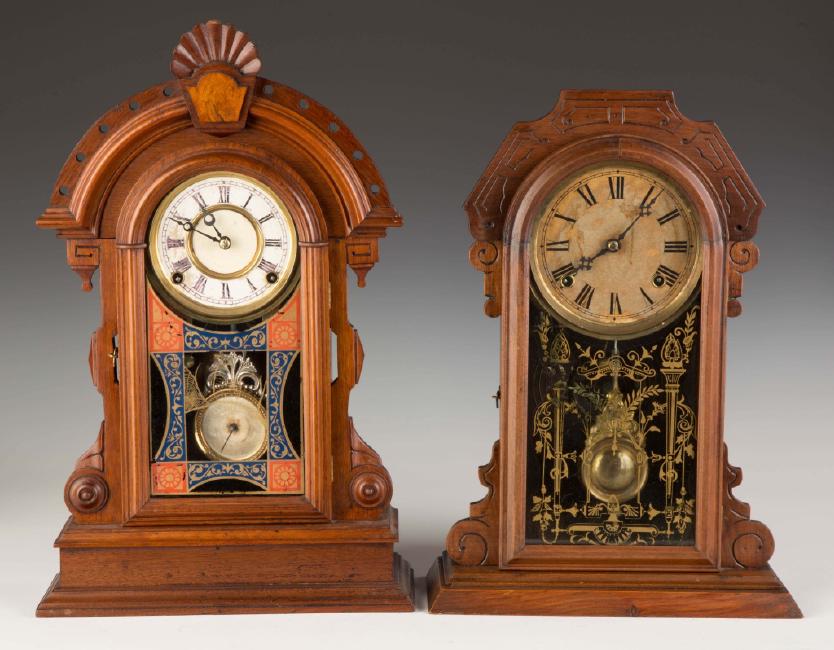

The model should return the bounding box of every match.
[36,20,413,615]
[427,90,799,618]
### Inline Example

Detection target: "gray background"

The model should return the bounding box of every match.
[1,1,832,648]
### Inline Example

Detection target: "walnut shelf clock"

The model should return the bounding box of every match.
[426,90,800,618]
[36,19,414,616]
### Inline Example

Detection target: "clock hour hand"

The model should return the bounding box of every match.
[172,217,222,244]
[201,211,225,239]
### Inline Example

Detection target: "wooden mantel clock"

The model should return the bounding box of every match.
[36,19,413,616]
[427,90,800,618]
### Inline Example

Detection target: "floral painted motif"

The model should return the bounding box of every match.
[268,293,301,350]
[268,351,299,459]
[184,324,267,351]
[152,462,187,494]
[187,461,268,490]
[148,289,184,352]
[269,459,302,492]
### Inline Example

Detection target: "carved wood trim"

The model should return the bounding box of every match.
[67,240,100,292]
[65,422,109,516]
[463,90,764,319]
[171,20,260,135]
[465,90,763,245]
[171,20,261,78]
[345,237,379,287]
[468,241,502,317]
[445,440,500,566]
[348,418,392,510]
[721,444,775,569]
[727,240,760,317]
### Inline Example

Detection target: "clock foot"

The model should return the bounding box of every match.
[426,552,800,618]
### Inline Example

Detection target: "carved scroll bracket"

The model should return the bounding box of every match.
[64,422,109,516]
[721,444,774,569]
[468,241,502,318]
[171,20,260,135]
[445,440,500,566]
[727,241,759,317]
[349,418,392,510]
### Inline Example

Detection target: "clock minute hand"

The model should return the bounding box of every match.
[576,210,646,271]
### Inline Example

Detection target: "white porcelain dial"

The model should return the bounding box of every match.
[149,172,298,321]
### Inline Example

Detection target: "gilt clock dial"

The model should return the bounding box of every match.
[149,172,298,321]
[530,163,702,338]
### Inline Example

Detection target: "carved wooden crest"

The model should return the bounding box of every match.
[172,20,261,135]
[464,91,763,317]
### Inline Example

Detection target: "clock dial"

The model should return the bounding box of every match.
[194,390,268,462]
[149,172,298,321]
[530,163,702,337]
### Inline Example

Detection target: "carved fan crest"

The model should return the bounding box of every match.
[171,19,261,78]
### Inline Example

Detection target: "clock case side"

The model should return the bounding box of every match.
[428,90,798,617]
[36,20,412,615]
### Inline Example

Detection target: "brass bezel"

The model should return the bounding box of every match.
[148,171,299,323]
[530,161,703,340]
[185,204,265,281]
[193,388,269,462]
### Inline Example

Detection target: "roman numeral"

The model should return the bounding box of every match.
[193,274,207,293]
[193,192,207,211]
[221,282,231,299]
[640,287,654,305]
[258,259,276,273]
[608,176,624,199]
[576,184,597,207]
[247,278,258,292]
[550,263,575,281]
[544,240,569,252]
[656,264,680,286]
[259,213,274,224]
[609,292,622,315]
[639,185,664,216]
[553,212,576,223]
[242,193,253,209]
[218,185,230,203]
[664,240,688,253]
[264,239,283,247]
[657,208,681,225]
[172,258,191,273]
[575,283,595,309]
[166,237,184,249]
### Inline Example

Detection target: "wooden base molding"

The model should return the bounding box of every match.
[427,552,799,618]
[38,519,413,617]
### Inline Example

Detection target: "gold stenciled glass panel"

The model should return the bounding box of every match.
[525,290,700,545]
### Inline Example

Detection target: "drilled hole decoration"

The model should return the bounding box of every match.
[370,184,380,195]
[262,84,274,96]
[298,98,309,110]
[352,150,364,161]
[75,153,86,163]
[129,100,140,111]
[98,124,109,134]
[328,122,340,133]
[59,186,71,196]
[163,87,174,97]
